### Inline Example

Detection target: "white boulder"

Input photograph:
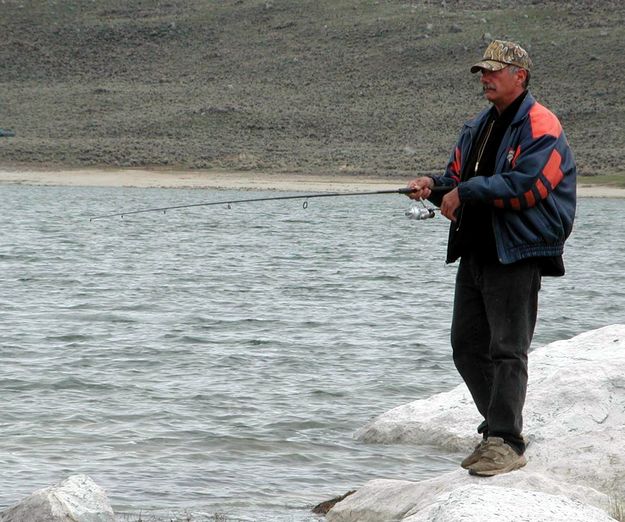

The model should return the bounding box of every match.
[404,484,616,522]
[0,474,115,522]
[328,324,625,521]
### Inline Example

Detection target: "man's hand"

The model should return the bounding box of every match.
[440,187,461,222]
[406,177,433,200]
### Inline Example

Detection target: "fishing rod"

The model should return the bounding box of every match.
[89,186,450,222]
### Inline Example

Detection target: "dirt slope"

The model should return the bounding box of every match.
[0,0,623,178]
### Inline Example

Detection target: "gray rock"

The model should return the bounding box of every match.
[328,325,625,522]
[0,475,115,522]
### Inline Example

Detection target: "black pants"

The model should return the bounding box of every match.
[451,254,541,455]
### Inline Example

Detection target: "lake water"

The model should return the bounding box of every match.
[1,185,623,521]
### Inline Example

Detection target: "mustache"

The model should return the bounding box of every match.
[482,83,496,91]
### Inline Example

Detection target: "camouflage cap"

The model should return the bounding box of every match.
[470,40,532,73]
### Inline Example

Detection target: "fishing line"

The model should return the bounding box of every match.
[89,186,449,221]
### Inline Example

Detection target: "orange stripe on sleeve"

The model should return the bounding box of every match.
[524,190,536,208]
[451,147,462,177]
[510,198,521,210]
[535,179,548,199]
[529,103,563,140]
[543,149,564,189]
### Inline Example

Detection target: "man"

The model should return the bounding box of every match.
[407,40,576,476]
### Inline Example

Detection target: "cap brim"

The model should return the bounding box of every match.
[470,60,509,73]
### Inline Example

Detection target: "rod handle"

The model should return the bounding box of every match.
[398,186,453,195]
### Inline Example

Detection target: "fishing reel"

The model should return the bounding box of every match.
[405,198,436,220]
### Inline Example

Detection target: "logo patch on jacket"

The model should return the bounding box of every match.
[506,148,515,164]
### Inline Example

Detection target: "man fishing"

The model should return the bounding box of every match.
[407,40,576,476]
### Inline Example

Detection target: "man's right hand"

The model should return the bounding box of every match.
[406,176,434,200]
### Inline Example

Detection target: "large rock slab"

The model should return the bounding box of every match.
[0,475,115,522]
[328,324,625,521]
[326,470,614,522]
[404,484,616,522]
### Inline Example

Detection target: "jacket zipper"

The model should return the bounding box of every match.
[455,119,495,232]
[474,120,494,174]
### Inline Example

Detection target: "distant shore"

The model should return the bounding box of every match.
[0,167,623,198]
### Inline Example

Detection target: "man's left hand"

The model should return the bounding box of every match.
[440,187,461,222]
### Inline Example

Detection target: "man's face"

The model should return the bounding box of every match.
[480,66,525,111]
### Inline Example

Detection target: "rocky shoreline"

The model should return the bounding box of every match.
[325,325,625,521]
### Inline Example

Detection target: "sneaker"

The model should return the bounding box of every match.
[467,437,527,476]
[460,440,486,469]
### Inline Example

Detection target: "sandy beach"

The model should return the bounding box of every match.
[0,167,411,193]
[1,167,624,198]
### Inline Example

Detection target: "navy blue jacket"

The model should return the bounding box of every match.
[430,92,576,265]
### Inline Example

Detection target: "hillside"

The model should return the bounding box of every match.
[0,0,623,178]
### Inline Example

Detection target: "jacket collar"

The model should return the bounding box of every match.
[466,91,536,129]
[510,91,536,126]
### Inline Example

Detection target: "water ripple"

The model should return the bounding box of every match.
[0,186,622,520]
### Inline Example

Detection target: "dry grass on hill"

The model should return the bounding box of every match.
[1,0,623,179]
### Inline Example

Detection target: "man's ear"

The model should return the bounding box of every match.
[517,68,528,86]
